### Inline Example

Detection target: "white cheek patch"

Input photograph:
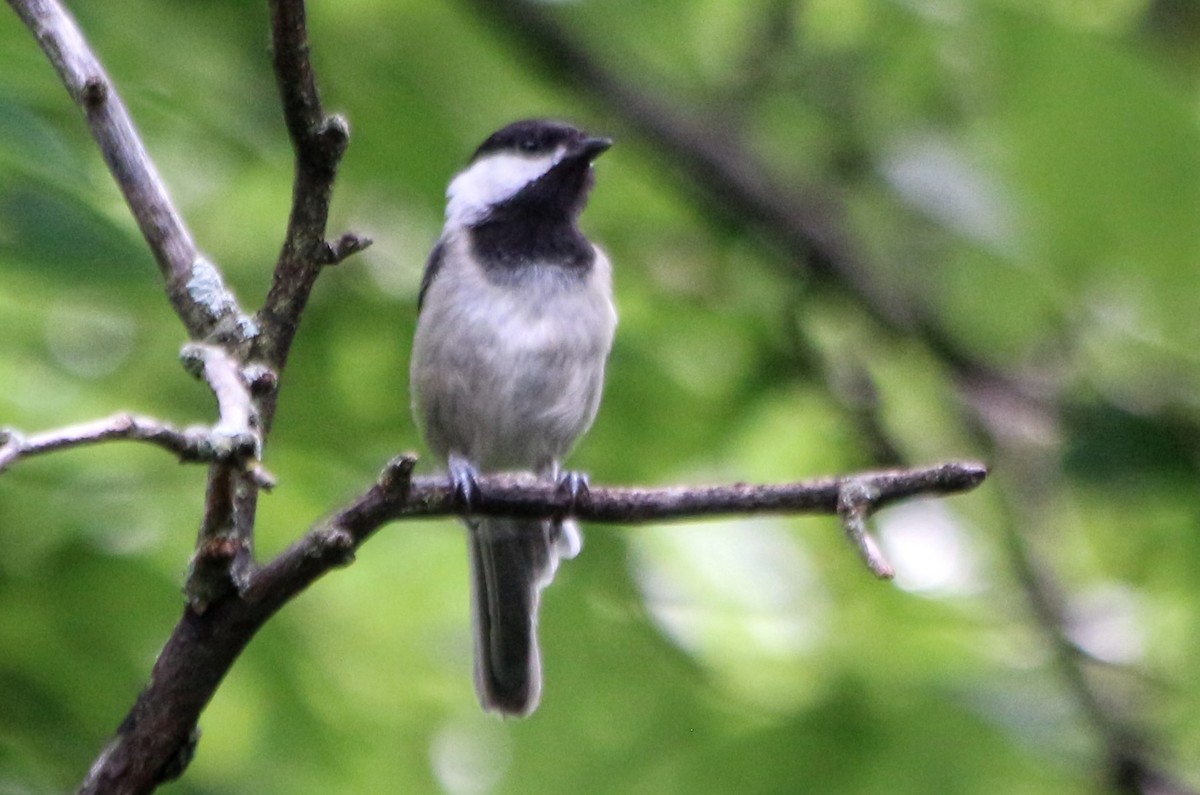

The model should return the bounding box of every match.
[445,148,564,227]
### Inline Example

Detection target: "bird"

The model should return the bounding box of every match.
[410,119,617,716]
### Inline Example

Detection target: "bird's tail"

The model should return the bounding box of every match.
[467,517,581,716]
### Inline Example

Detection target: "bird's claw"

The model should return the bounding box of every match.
[556,470,590,512]
[449,455,481,512]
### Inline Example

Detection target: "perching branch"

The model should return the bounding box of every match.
[77,456,987,795]
[261,458,987,586]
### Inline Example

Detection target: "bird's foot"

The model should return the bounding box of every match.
[556,469,590,513]
[448,455,481,512]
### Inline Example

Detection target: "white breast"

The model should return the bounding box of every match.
[410,233,617,472]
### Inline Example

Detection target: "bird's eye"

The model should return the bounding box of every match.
[519,138,540,153]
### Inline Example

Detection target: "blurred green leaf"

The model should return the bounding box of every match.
[2,0,1198,793]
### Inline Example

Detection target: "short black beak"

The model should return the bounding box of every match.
[540,134,613,204]
[577,136,613,161]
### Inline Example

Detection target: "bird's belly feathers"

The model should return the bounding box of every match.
[411,260,616,472]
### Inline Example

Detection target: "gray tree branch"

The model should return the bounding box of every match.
[5,0,276,629]
[247,460,993,611]
[11,0,376,787]
[0,413,249,473]
[5,0,251,344]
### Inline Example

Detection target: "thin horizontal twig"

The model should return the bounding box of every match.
[0,413,266,474]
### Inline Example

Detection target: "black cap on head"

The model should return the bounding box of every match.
[471,119,607,162]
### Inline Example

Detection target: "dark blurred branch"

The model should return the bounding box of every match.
[5,0,251,343]
[804,331,1182,792]
[725,0,799,112]
[993,466,1198,795]
[254,0,371,375]
[460,5,1199,792]
[842,362,1183,793]
[462,0,903,328]
[780,305,908,467]
[462,0,1054,420]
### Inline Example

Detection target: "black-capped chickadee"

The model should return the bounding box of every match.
[410,119,616,716]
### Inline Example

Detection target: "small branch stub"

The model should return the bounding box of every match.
[379,453,418,493]
[319,231,373,266]
[314,113,350,159]
[80,76,106,107]
[837,476,895,579]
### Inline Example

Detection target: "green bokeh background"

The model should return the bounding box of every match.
[2,0,1199,792]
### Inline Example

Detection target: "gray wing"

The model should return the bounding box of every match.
[416,239,446,312]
